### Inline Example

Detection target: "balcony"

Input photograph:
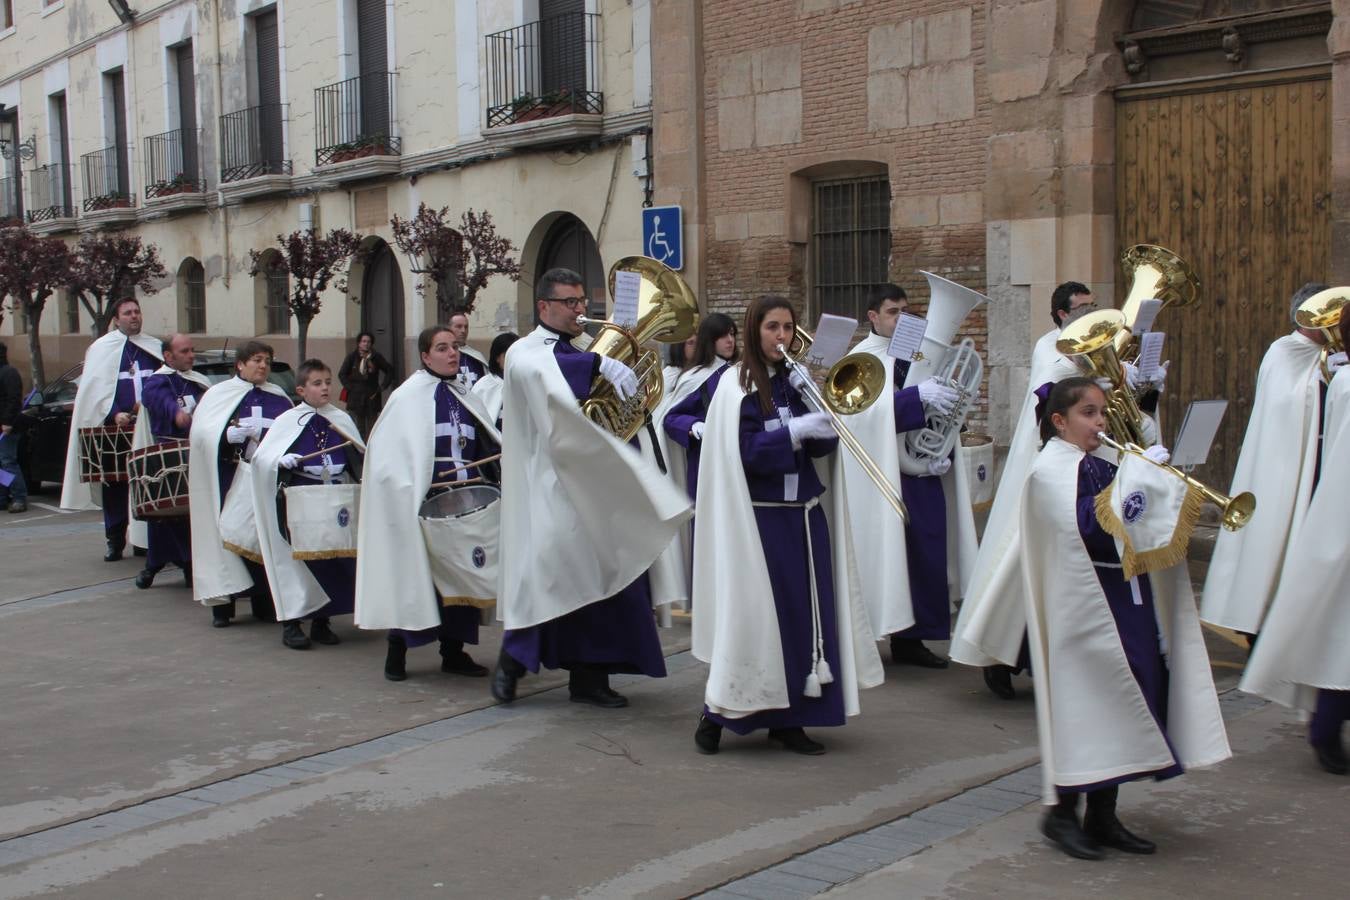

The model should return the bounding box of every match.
[141,128,208,218]
[0,176,21,225]
[79,146,137,230]
[25,164,76,233]
[314,72,402,179]
[483,13,603,148]
[219,104,292,202]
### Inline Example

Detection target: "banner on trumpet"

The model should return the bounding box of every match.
[1094,452,1206,580]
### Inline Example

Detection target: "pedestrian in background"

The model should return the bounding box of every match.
[337,332,393,438]
[0,342,29,513]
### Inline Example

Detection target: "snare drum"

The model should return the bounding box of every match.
[78,425,135,483]
[418,485,500,608]
[129,439,191,519]
[284,482,360,560]
[220,461,263,564]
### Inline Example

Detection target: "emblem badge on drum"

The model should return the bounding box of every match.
[337,507,350,528]
[976,464,987,482]
[1122,491,1147,524]
[472,546,486,568]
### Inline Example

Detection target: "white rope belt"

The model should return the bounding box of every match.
[751,495,833,697]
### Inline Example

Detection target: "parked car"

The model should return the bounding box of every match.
[17,350,296,489]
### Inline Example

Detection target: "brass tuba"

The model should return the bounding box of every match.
[576,256,699,441]
[1056,309,1150,446]
[1117,244,1200,358]
[1294,286,1348,382]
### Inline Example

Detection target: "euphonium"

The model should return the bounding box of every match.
[577,256,699,441]
[1057,310,1150,447]
[1294,286,1348,382]
[897,272,989,476]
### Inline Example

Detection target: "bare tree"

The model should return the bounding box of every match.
[67,231,167,335]
[249,229,362,361]
[0,226,75,387]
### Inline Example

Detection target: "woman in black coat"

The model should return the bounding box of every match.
[338,332,393,437]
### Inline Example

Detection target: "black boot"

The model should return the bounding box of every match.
[768,727,826,755]
[384,636,408,682]
[282,620,312,650]
[1312,737,1348,775]
[134,565,163,590]
[132,546,147,558]
[695,715,723,755]
[491,648,526,703]
[1083,786,1156,854]
[1041,793,1105,860]
[182,563,193,589]
[440,639,488,676]
[310,617,341,645]
[983,665,1016,700]
[211,601,235,628]
[568,668,628,708]
[890,637,949,669]
[104,528,126,562]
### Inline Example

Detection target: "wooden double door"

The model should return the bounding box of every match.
[1115,68,1331,486]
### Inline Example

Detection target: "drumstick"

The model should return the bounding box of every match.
[428,476,486,490]
[435,452,502,479]
[293,440,355,463]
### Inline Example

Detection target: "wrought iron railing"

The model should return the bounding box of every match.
[26,163,74,222]
[81,146,134,211]
[220,104,292,182]
[484,13,603,128]
[144,128,203,198]
[314,72,402,165]
[0,176,21,224]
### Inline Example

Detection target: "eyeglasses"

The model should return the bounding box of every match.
[542,297,588,310]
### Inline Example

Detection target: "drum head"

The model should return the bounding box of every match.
[419,485,501,519]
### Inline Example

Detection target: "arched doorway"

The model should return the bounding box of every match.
[360,239,406,380]
[536,213,607,322]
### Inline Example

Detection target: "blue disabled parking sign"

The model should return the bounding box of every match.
[642,205,683,270]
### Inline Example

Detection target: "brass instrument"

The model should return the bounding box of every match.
[1057,310,1150,446]
[779,330,910,525]
[1117,244,1200,358]
[577,256,699,441]
[1096,432,1256,532]
[1294,286,1348,382]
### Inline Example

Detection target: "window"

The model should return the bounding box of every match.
[103,70,130,198]
[179,257,206,333]
[49,92,73,210]
[63,290,79,333]
[811,176,891,323]
[3,1,14,30]
[253,250,291,335]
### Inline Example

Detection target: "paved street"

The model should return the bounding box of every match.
[1,500,1345,899]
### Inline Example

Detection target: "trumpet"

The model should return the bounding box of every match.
[779,330,910,525]
[1096,431,1256,532]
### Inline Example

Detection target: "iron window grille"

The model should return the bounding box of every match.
[144,128,203,198]
[314,72,402,166]
[183,260,206,333]
[64,290,80,333]
[25,163,74,222]
[0,175,21,224]
[812,176,892,323]
[81,146,135,212]
[220,104,292,182]
[484,13,603,128]
[265,266,290,334]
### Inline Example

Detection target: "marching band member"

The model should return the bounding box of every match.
[1024,377,1228,860]
[1240,313,1350,775]
[469,331,519,428]
[661,312,740,501]
[492,268,691,708]
[187,341,293,627]
[61,297,163,562]
[448,309,488,390]
[132,334,210,589]
[691,296,882,755]
[251,359,365,650]
[355,326,501,681]
[843,284,977,668]
[1201,282,1339,639]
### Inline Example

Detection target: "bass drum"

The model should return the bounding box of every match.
[417,485,500,610]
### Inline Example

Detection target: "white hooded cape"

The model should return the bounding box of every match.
[691,364,884,719]
[1200,332,1325,634]
[354,370,501,631]
[61,330,163,557]
[1240,368,1350,709]
[470,372,505,425]
[497,326,693,629]
[251,403,366,621]
[187,377,292,605]
[951,328,1078,666]
[1023,438,1230,805]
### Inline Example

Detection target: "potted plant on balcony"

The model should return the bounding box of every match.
[156,173,197,197]
[101,193,133,210]
[543,87,576,118]
[510,93,544,124]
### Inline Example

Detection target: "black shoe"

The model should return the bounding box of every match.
[491,650,525,703]
[695,715,723,755]
[441,651,488,677]
[1083,811,1157,854]
[1040,810,1105,860]
[310,618,341,646]
[104,539,125,562]
[282,621,312,650]
[7,501,27,513]
[569,686,629,708]
[211,605,233,628]
[891,638,949,669]
[768,727,826,755]
[384,639,408,682]
[133,546,147,558]
[1313,741,1348,775]
[134,566,161,590]
[983,665,1016,700]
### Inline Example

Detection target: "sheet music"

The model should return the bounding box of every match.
[803,314,857,369]
[1137,332,1165,381]
[1170,400,1228,468]
[888,313,928,361]
[611,270,642,328]
[1131,298,1163,334]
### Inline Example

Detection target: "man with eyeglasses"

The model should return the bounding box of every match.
[491,267,692,709]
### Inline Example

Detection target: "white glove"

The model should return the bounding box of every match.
[1095,377,1115,392]
[787,411,835,447]
[787,365,813,396]
[1328,351,1348,374]
[690,421,705,441]
[926,458,952,477]
[1122,361,1142,391]
[226,424,260,444]
[279,453,303,470]
[596,356,639,402]
[1150,359,1170,393]
[1143,444,1171,465]
[917,378,959,416]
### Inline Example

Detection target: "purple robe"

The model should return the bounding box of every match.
[455,352,488,392]
[662,365,729,500]
[281,411,357,618]
[501,327,667,677]
[216,381,293,502]
[1310,690,1350,749]
[103,341,161,533]
[141,371,204,569]
[1058,454,1183,793]
[705,369,845,734]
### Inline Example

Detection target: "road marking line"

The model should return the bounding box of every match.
[30,502,71,514]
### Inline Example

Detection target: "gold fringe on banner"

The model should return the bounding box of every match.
[291,549,358,561]
[1095,482,1206,580]
[222,541,264,565]
[439,593,496,610]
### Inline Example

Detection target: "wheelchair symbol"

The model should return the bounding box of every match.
[647,215,674,263]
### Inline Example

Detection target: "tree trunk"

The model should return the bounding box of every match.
[296,314,311,364]
[24,302,47,389]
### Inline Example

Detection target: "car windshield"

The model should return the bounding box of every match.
[33,368,82,406]
[198,364,296,396]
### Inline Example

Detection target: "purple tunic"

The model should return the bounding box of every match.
[662,365,729,500]
[141,372,204,569]
[282,410,357,618]
[501,328,667,677]
[454,352,488,392]
[1058,454,1183,793]
[102,341,161,533]
[216,381,293,502]
[704,369,845,735]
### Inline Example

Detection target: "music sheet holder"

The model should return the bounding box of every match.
[1169,399,1228,469]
